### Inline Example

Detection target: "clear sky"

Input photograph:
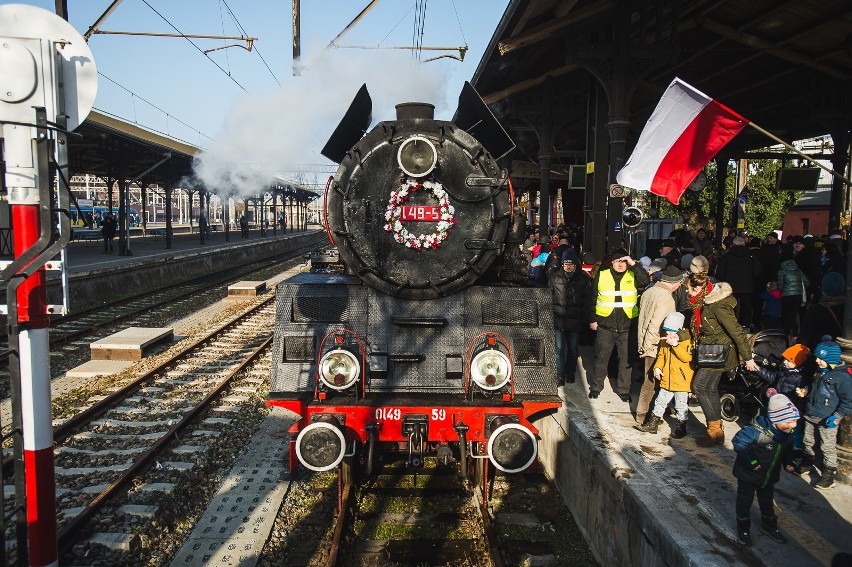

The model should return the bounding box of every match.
[2,1,508,186]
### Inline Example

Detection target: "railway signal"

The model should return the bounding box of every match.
[0,5,97,565]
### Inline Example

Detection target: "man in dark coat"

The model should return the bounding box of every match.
[101,212,117,253]
[657,239,682,268]
[588,247,650,400]
[714,236,762,329]
[550,249,591,385]
[691,227,713,258]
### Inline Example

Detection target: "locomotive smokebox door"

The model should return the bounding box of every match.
[324,84,515,300]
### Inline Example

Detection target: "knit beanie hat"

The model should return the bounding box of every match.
[662,312,685,332]
[680,254,694,271]
[821,272,844,297]
[782,344,810,367]
[815,341,842,366]
[767,393,800,424]
[639,256,652,270]
[562,248,580,265]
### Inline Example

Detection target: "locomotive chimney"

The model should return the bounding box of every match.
[395,102,435,121]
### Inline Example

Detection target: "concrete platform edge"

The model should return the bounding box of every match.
[54,231,325,309]
[536,407,740,567]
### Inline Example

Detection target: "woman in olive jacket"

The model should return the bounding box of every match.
[684,272,760,445]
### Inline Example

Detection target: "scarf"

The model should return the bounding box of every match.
[689,280,713,337]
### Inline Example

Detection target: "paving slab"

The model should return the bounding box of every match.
[65,359,134,378]
[168,407,293,567]
[90,326,174,361]
[227,281,267,298]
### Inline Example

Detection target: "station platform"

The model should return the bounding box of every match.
[35,226,327,310]
[58,224,324,275]
[537,347,852,567]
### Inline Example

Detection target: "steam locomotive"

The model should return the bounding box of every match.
[266,83,561,481]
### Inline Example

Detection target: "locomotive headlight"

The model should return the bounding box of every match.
[470,349,511,391]
[319,349,361,391]
[397,136,437,178]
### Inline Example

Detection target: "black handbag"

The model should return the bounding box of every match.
[695,344,730,369]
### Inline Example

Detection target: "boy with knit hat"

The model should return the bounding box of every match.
[732,393,798,546]
[635,311,693,438]
[749,344,811,472]
[800,340,852,489]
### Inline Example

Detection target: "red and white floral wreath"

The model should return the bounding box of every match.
[383,179,457,250]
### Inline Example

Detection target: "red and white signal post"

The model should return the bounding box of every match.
[0,5,97,565]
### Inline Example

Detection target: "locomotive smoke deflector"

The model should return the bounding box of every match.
[321,83,372,163]
[452,81,515,161]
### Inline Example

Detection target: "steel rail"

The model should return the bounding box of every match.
[474,489,505,567]
[326,469,352,567]
[56,332,273,552]
[1,295,274,479]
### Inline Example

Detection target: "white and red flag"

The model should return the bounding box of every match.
[616,78,749,204]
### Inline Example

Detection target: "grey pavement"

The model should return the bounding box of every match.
[555,344,852,566]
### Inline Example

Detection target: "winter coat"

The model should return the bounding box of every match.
[637,283,677,358]
[691,282,753,371]
[751,365,805,397]
[777,260,806,299]
[795,247,822,293]
[654,336,694,392]
[805,363,852,422]
[732,414,793,488]
[799,297,845,349]
[692,237,713,259]
[101,217,117,238]
[761,289,782,318]
[758,243,781,285]
[550,267,592,332]
[589,264,650,333]
[714,245,762,294]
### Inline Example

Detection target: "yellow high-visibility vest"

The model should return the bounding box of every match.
[595,269,638,318]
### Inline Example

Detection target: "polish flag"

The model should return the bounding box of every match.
[616,78,749,205]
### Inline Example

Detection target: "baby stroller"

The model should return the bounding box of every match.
[717,329,789,422]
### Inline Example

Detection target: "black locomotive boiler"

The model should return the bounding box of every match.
[267,83,561,482]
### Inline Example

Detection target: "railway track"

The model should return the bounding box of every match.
[0,234,325,400]
[254,455,597,567]
[3,289,276,564]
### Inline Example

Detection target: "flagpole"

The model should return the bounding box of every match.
[746,122,852,187]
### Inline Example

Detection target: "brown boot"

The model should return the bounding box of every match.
[696,420,724,446]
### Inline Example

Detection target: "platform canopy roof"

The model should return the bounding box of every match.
[68,110,200,188]
[472,0,852,162]
[269,176,320,203]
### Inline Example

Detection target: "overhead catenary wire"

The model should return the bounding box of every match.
[140,0,251,94]
[379,5,415,46]
[97,71,217,145]
[217,0,233,76]
[221,0,282,87]
[449,0,467,45]
[413,0,428,60]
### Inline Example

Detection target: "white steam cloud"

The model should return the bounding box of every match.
[194,46,450,197]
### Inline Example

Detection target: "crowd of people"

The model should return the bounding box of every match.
[525,224,851,548]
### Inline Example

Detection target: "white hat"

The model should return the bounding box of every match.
[662,312,685,331]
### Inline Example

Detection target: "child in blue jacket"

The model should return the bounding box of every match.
[801,341,852,489]
[732,393,798,547]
